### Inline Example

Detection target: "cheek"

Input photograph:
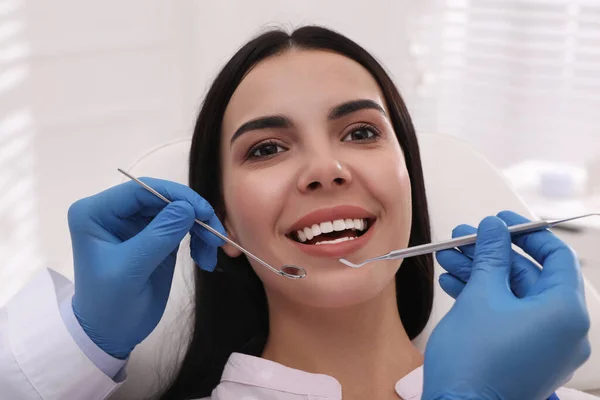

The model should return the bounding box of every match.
[395,171,413,249]
[223,167,289,243]
[394,168,412,214]
[390,162,412,235]
[369,148,412,217]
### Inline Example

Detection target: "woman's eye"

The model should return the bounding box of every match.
[249,142,286,159]
[342,126,378,142]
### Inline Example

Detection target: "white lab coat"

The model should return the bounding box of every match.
[1,268,598,400]
[0,269,122,399]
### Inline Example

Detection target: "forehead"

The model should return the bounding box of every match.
[222,49,388,135]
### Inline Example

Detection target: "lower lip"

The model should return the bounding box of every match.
[289,221,376,259]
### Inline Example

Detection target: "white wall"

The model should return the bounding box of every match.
[0,0,198,304]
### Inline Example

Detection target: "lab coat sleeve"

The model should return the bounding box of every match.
[0,268,124,400]
[58,294,128,379]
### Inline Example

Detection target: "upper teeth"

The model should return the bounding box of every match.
[296,218,367,242]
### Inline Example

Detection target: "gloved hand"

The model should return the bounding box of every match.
[436,211,543,300]
[422,212,591,400]
[68,178,225,359]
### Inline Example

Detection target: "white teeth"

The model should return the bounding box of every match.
[315,236,357,245]
[311,224,321,236]
[320,221,333,233]
[333,219,346,231]
[294,218,370,243]
[297,230,306,242]
[303,227,314,241]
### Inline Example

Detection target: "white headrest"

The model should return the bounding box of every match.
[110,134,600,399]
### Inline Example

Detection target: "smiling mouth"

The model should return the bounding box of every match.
[286,218,374,245]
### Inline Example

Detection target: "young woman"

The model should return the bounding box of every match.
[161,25,432,400]
[153,26,593,400]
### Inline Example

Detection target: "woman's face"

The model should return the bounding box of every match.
[220,49,412,307]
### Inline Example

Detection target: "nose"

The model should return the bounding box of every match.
[297,157,353,193]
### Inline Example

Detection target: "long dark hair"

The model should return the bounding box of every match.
[158,26,433,400]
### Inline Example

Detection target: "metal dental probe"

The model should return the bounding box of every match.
[339,213,600,268]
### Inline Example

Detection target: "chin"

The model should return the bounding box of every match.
[270,260,400,309]
[250,217,408,308]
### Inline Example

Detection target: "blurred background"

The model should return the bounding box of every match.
[0,0,599,307]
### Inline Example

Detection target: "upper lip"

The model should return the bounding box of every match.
[286,205,376,234]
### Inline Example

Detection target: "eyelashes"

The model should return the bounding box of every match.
[341,123,381,143]
[246,140,286,160]
[244,123,382,161]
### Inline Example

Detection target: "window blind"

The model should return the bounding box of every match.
[406,0,600,169]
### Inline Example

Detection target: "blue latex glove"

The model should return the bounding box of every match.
[436,211,565,400]
[68,178,225,359]
[422,212,591,400]
[436,211,543,299]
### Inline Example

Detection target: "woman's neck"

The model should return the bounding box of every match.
[261,282,423,400]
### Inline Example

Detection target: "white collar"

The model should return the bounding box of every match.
[220,352,423,399]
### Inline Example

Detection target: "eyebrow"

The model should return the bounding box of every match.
[230,115,292,145]
[230,99,386,145]
[328,99,387,120]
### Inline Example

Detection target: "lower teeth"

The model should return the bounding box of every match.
[314,236,357,245]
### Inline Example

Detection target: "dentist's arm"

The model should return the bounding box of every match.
[0,178,225,399]
[67,178,225,360]
[422,213,591,400]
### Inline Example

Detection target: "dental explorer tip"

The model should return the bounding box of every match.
[339,258,360,268]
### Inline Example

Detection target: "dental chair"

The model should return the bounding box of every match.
[111,133,600,399]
